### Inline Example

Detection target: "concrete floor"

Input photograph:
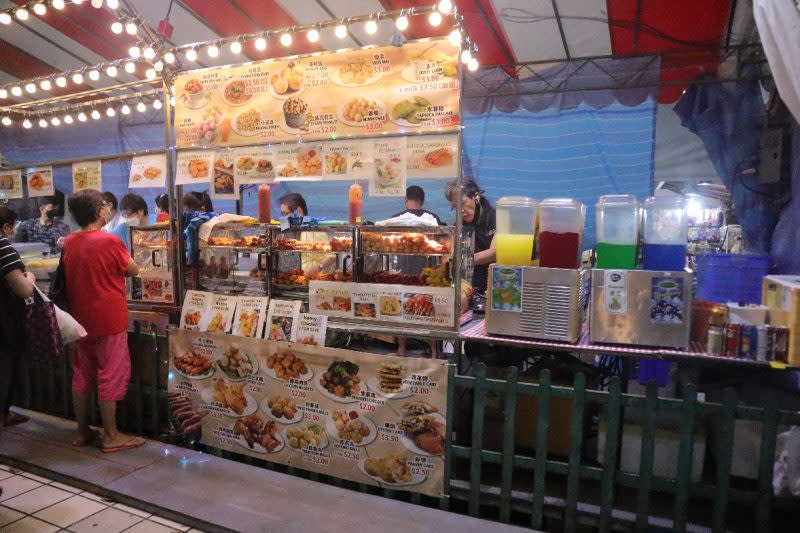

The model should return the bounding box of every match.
[0,410,535,533]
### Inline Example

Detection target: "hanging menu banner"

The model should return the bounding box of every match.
[129,154,167,189]
[26,166,54,197]
[169,329,448,497]
[0,169,23,199]
[72,160,102,191]
[173,39,460,148]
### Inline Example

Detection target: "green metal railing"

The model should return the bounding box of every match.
[11,337,800,532]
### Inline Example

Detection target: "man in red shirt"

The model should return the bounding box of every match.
[63,190,143,453]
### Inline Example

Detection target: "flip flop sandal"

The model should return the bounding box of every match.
[102,437,146,453]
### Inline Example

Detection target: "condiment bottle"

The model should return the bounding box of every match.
[258,183,271,223]
[349,183,363,224]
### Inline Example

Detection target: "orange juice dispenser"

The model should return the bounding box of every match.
[495,196,538,266]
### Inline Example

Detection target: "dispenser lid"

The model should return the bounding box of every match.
[540,197,585,211]
[497,196,537,207]
[644,195,684,208]
[596,194,639,208]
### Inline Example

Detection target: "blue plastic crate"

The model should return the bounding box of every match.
[696,253,772,304]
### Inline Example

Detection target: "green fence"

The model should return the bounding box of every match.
[11,334,800,532]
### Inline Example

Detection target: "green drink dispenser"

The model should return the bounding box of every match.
[595,195,639,269]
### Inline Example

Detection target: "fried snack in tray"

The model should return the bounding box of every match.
[364,271,425,286]
[273,238,331,252]
[267,394,297,419]
[329,237,353,252]
[364,453,412,483]
[174,350,213,377]
[267,351,308,381]
[207,235,267,247]
[287,423,324,449]
[212,378,247,415]
[168,392,206,437]
[320,360,361,398]
[234,415,280,451]
[361,233,451,254]
[217,343,254,379]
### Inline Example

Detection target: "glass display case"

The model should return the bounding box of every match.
[270,225,354,295]
[198,223,269,295]
[129,225,176,303]
[13,242,58,294]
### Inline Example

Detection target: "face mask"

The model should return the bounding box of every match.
[125,216,141,226]
[45,209,56,221]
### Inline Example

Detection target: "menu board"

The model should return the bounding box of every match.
[129,154,167,189]
[173,39,460,148]
[0,169,23,199]
[232,145,275,184]
[211,151,237,200]
[26,166,54,197]
[169,329,447,497]
[72,161,102,191]
[407,134,458,178]
[176,150,214,185]
[369,138,407,196]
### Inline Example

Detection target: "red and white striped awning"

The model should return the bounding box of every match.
[0,0,756,105]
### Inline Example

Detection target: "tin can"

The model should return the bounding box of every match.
[772,326,790,363]
[724,323,741,358]
[707,326,724,355]
[756,325,772,361]
[739,324,758,360]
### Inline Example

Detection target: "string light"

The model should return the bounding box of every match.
[16,8,29,21]
[38,118,47,128]
[185,48,198,61]
[51,116,61,126]
[121,104,130,115]
[106,107,115,117]
[449,29,461,46]
[230,40,242,54]
[153,60,164,72]
[136,101,146,112]
[335,24,347,39]
[63,114,73,124]
[153,99,162,110]
[0,89,7,99]
[206,43,219,58]
[307,29,319,43]
[72,72,84,84]
[53,0,65,9]
[32,3,46,16]
[429,12,442,26]
[145,68,156,79]
[40,79,51,91]
[91,109,101,120]
[25,83,36,94]
[0,13,10,24]
[77,112,87,122]
[460,49,471,64]
[163,51,175,64]
[11,86,22,97]
[56,76,67,87]
[124,62,136,73]
[106,0,119,8]
[1,117,11,126]
[129,46,141,59]
[467,57,479,71]
[23,119,32,129]
[365,20,378,35]
[90,0,103,7]
[438,0,453,14]
[125,21,137,35]
[106,65,118,77]
[280,32,292,47]
[395,15,408,30]
[111,21,122,33]
[88,69,100,81]
[254,37,266,51]
[143,47,156,60]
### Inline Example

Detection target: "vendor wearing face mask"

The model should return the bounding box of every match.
[444,177,496,293]
[107,193,148,249]
[14,192,71,252]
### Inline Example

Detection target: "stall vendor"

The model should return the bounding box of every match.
[101,191,124,233]
[14,192,70,252]
[154,194,170,223]
[392,186,445,225]
[445,178,496,293]
[108,193,149,249]
[279,193,335,278]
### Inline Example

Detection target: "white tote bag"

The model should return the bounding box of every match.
[33,286,87,344]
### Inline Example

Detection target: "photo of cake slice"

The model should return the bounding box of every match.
[378,362,404,394]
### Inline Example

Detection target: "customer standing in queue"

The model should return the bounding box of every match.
[444,177,496,293]
[108,193,149,249]
[101,191,124,233]
[154,193,170,223]
[0,207,36,431]
[63,189,144,452]
[14,191,70,252]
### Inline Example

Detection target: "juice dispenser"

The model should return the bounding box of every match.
[495,196,538,266]
[595,195,639,269]
[643,196,687,271]
[538,198,585,269]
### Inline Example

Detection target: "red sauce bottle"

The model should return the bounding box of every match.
[258,183,271,223]
[349,183,363,224]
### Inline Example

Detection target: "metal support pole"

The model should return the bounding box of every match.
[162,80,183,305]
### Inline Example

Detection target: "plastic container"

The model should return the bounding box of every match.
[643,196,687,271]
[257,183,271,223]
[349,183,363,224]
[595,195,639,269]
[496,196,538,266]
[538,198,585,269]
[695,253,771,304]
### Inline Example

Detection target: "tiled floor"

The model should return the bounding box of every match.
[0,465,203,533]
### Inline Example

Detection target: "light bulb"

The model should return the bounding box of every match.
[449,29,461,46]
[395,16,408,31]
[185,48,197,61]
[254,37,266,51]
[91,109,100,120]
[106,107,115,117]
[40,79,51,90]
[121,104,130,115]
[51,116,61,126]
[11,86,22,97]
[1,117,10,126]
[0,89,7,99]
[145,68,156,79]
[163,51,175,64]
[153,99,162,110]
[230,41,242,54]
[438,0,453,14]
[88,69,100,81]
[106,0,119,8]
[106,65,118,77]
[25,83,36,94]
[125,22,137,35]
[124,62,136,73]
[23,119,32,129]
[136,101,146,112]
[280,33,292,47]
[77,112,87,122]
[429,12,442,26]
[365,20,378,35]
[335,24,347,39]
[460,49,471,64]
[129,46,141,58]
[72,72,84,84]
[206,44,219,58]
[16,8,29,21]
[0,13,11,24]
[73,0,84,4]
[56,76,67,87]
[307,29,319,43]
[38,118,47,128]
[154,60,163,72]
[91,0,103,7]
[63,114,73,124]
[467,57,479,71]
[33,3,46,16]
[170,95,175,106]
[143,47,155,60]
[111,21,122,33]
[52,0,65,9]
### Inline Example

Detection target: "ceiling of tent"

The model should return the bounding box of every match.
[0,0,759,107]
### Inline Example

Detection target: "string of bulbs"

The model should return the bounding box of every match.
[0,0,125,28]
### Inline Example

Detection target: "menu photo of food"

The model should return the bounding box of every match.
[129,154,167,188]
[265,299,301,341]
[173,349,215,380]
[261,394,303,424]
[359,452,425,486]
[202,377,257,417]
[232,147,275,184]
[337,96,387,128]
[366,361,412,399]
[285,422,328,450]
[321,140,371,180]
[232,414,284,454]
[176,151,215,185]
[329,56,383,87]
[317,360,362,403]
[179,290,212,330]
[402,43,458,84]
[292,313,328,348]
[407,134,458,178]
[180,77,209,109]
[0,170,23,199]
[212,154,237,199]
[370,139,406,197]
[280,95,310,134]
[232,296,268,338]
[403,293,435,318]
[297,146,322,177]
[72,161,102,191]
[215,342,258,381]
[327,409,377,445]
[140,272,174,303]
[220,78,255,107]
[26,166,54,197]
[379,294,402,317]
[265,350,312,382]
[201,294,238,334]
[268,61,305,99]
[398,400,445,456]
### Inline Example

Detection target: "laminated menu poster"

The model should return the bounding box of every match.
[175,150,215,185]
[265,299,301,341]
[292,313,328,347]
[202,294,239,334]
[173,39,460,148]
[129,154,167,189]
[211,151,238,200]
[26,166,54,197]
[232,145,275,184]
[322,140,373,180]
[0,169,23,199]
[180,290,212,330]
[369,138,407,197]
[232,296,269,338]
[407,134,458,179]
[169,328,448,497]
[137,271,174,304]
[72,161,102,191]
